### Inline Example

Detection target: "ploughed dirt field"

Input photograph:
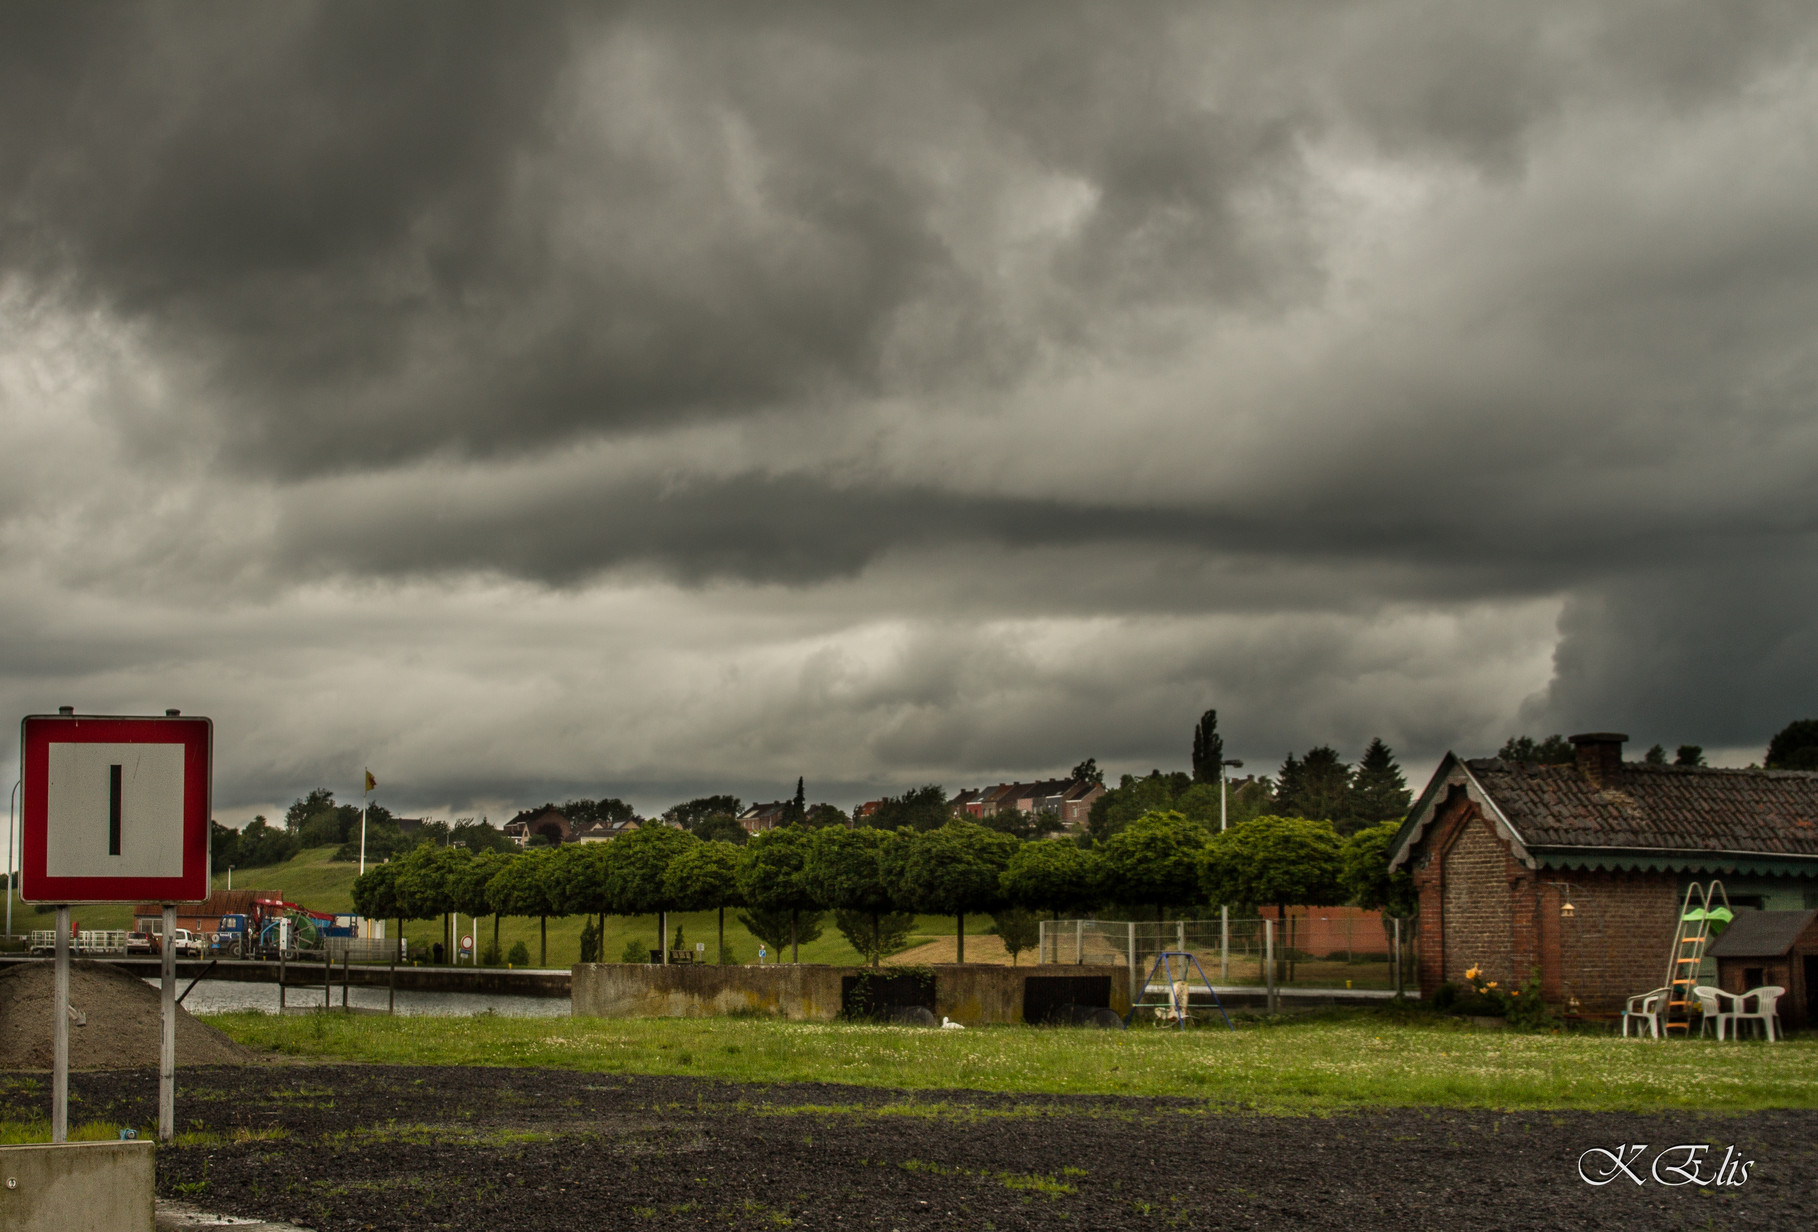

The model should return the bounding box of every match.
[3,1065,1814,1231]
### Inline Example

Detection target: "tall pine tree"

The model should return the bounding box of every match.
[1191,709,1224,784]
[1273,751,1303,814]
[786,777,807,822]
[1290,746,1351,822]
[1343,737,1411,833]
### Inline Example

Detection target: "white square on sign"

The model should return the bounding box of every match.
[46,742,186,879]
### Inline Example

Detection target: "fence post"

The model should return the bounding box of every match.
[388,936,397,1015]
[1128,921,1138,993]
[1220,906,1229,981]
[1076,918,1084,966]
[1264,918,1277,1014]
[1175,920,1185,955]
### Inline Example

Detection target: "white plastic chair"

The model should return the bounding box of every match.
[1733,986,1784,1042]
[1622,987,1668,1038]
[1693,985,1738,1040]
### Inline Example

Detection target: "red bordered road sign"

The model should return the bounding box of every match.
[20,713,212,904]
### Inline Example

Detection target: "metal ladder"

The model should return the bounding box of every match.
[1661,881,1730,1034]
[1128,951,1235,1031]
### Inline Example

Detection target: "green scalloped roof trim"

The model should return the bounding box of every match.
[1536,849,1818,878]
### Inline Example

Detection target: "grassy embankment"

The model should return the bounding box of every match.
[204,1008,1818,1114]
[26,846,972,968]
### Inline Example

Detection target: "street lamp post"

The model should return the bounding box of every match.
[1218,758,1243,981]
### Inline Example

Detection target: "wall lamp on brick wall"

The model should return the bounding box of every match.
[1544,881,1577,917]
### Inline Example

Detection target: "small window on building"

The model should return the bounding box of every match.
[1743,966,1766,989]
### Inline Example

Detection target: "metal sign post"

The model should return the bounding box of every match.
[20,709,212,1147]
[160,904,176,1139]
[52,906,69,1142]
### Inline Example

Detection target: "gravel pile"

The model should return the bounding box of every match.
[0,960,254,1069]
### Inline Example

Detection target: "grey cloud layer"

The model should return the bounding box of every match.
[3,2,1817,808]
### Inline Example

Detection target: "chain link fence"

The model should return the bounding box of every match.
[323,937,405,964]
[1037,914,1417,992]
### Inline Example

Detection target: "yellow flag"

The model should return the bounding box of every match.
[364,770,377,794]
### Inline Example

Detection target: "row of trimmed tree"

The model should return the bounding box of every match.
[351,812,1412,967]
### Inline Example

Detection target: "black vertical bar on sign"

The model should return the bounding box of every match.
[109,765,123,855]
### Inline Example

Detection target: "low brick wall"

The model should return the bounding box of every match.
[571,963,1131,1025]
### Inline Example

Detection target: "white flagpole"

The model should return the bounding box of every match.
[359,769,370,876]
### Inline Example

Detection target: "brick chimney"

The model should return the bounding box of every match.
[1570,732,1628,788]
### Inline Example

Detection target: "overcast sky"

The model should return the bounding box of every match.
[4,2,1816,825]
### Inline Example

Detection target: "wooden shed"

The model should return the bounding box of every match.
[1706,909,1818,1032]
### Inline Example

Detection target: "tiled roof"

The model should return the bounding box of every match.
[1706,909,1818,958]
[1467,759,1818,857]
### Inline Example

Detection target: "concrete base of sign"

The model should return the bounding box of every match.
[0,1140,154,1232]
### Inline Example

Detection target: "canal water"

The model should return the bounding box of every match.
[147,978,571,1017]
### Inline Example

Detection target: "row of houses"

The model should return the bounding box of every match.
[500,806,646,847]
[950,778,1106,826]
[503,800,805,843]
[496,775,1111,844]
[847,778,1108,830]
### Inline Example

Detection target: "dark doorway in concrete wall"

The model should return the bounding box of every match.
[1023,975,1113,1024]
[841,970,936,1020]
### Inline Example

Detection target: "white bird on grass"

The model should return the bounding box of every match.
[940,1016,965,1030]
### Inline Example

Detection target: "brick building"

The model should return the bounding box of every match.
[1389,733,1818,1011]
[502,806,571,847]
[736,801,790,835]
[133,889,265,937]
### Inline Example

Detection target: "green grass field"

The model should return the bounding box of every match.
[203,1008,1818,1114]
[17,846,963,967]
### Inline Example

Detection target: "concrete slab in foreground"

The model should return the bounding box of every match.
[0,1140,154,1232]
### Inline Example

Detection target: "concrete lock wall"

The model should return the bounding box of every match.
[571,963,1132,1025]
[0,1141,155,1232]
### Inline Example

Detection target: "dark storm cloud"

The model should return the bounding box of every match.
[0,1,1329,473]
[277,473,1289,589]
[1527,547,1818,753]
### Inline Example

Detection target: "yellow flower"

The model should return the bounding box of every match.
[1464,966,1480,980]
[1487,981,1498,989]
